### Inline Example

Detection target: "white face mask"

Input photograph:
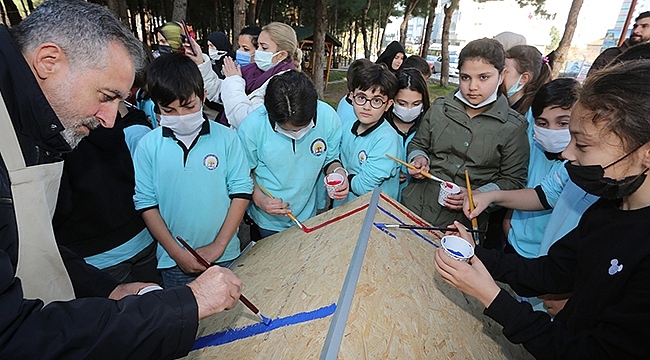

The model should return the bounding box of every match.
[533,125,571,154]
[274,119,315,141]
[255,50,281,72]
[454,86,499,109]
[506,73,524,98]
[392,104,423,123]
[159,107,205,136]
[209,49,227,61]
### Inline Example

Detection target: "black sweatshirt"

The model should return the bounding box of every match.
[476,198,650,359]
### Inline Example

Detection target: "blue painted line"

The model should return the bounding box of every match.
[192,303,337,350]
[376,205,438,248]
[373,222,396,239]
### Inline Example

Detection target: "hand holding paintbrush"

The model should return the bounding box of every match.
[177,236,272,325]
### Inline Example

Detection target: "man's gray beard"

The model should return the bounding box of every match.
[60,118,100,148]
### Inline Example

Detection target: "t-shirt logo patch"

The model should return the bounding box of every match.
[358,150,368,164]
[203,154,219,170]
[311,138,327,156]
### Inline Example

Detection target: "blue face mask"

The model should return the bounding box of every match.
[236,50,252,67]
[255,50,281,72]
[506,73,524,98]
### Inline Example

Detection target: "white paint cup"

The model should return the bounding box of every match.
[324,172,345,198]
[441,235,474,262]
[437,182,461,207]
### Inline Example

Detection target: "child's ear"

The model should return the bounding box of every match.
[521,72,531,86]
[386,99,394,109]
[203,88,207,102]
[497,70,504,86]
[640,143,650,169]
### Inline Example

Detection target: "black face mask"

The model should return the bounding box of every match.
[158,45,173,55]
[565,147,648,199]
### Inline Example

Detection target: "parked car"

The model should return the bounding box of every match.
[432,55,459,77]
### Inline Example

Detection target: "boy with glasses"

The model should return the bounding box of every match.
[335,64,402,205]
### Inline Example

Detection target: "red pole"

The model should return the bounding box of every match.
[618,0,638,46]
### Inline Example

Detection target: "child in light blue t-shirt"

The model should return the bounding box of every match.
[238,70,349,239]
[335,63,402,205]
[133,54,253,288]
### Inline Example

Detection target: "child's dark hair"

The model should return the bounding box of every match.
[578,60,650,152]
[458,38,506,73]
[531,78,579,118]
[240,26,262,48]
[396,68,431,114]
[346,58,374,92]
[506,45,552,115]
[146,53,204,109]
[350,63,399,99]
[265,70,318,128]
[402,55,432,79]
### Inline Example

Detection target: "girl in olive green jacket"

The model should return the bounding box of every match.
[401,38,529,230]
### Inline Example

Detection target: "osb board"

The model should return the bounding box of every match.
[183,192,531,360]
[184,193,373,360]
[337,194,531,359]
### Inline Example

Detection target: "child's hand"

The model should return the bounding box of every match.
[463,190,490,220]
[444,187,468,210]
[331,174,350,201]
[408,155,429,179]
[175,249,209,274]
[184,37,204,65]
[259,196,292,216]
[197,242,227,265]
[434,222,500,308]
[223,56,242,77]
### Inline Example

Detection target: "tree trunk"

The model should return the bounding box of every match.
[421,0,438,56]
[312,0,327,97]
[172,0,187,22]
[255,0,265,24]
[118,0,129,28]
[353,23,360,60]
[246,0,257,26]
[551,0,584,78]
[361,0,372,59]
[25,0,33,12]
[139,0,148,44]
[399,0,420,46]
[214,0,224,33]
[233,0,246,48]
[440,0,458,87]
[106,0,119,18]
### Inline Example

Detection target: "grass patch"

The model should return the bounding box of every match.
[328,70,347,83]
[427,84,456,101]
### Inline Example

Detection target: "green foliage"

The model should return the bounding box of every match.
[546,26,560,53]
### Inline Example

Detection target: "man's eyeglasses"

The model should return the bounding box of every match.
[353,94,388,109]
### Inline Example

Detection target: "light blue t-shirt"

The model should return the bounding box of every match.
[238,101,342,231]
[537,166,599,256]
[336,95,356,127]
[335,118,402,205]
[133,121,253,269]
[507,110,565,258]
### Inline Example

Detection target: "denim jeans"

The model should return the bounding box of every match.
[161,259,234,288]
[258,227,278,239]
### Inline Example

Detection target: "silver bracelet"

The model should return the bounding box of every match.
[332,166,348,177]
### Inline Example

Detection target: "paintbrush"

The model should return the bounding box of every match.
[464,170,480,245]
[385,154,447,184]
[176,236,271,325]
[381,224,486,233]
[256,183,308,232]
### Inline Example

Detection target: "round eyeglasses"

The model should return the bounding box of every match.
[353,94,388,109]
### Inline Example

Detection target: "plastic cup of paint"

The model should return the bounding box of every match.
[441,235,474,262]
[324,172,345,198]
[137,285,163,295]
[437,182,461,207]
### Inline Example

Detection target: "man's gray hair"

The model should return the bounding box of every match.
[11,0,145,72]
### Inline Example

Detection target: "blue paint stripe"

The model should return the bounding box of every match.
[377,205,438,247]
[192,303,337,350]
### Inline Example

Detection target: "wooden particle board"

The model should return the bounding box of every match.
[183,191,532,360]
